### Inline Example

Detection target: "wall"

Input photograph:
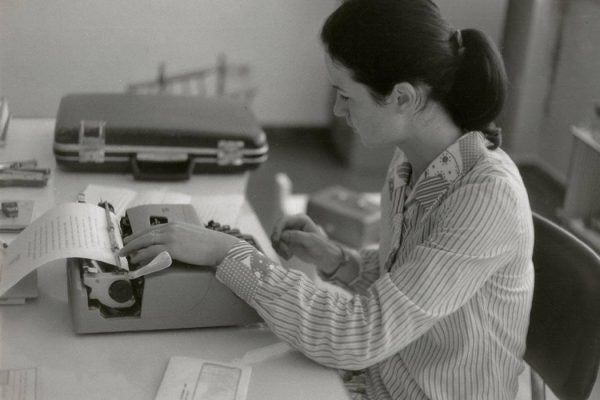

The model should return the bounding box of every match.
[501,0,600,184]
[539,0,600,182]
[437,0,508,45]
[499,0,563,161]
[0,0,338,124]
[0,0,507,126]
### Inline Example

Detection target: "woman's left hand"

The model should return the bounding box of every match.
[119,222,239,267]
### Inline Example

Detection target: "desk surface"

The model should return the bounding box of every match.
[0,118,349,400]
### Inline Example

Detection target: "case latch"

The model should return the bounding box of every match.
[78,120,106,163]
[217,140,244,166]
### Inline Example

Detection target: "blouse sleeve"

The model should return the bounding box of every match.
[216,178,523,371]
[319,247,382,295]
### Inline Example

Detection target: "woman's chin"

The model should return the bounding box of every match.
[358,136,384,149]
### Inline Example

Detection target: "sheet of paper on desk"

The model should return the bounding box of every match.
[154,357,251,400]
[0,368,36,400]
[0,202,127,297]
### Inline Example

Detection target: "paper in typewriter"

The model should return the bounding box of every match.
[81,184,192,218]
[0,202,128,297]
[81,183,244,226]
[154,357,251,400]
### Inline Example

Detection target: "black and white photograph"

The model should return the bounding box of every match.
[1,1,599,399]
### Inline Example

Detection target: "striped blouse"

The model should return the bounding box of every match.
[216,131,534,400]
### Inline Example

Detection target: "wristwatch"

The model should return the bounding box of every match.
[321,244,350,281]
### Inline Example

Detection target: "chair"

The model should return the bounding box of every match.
[525,212,600,400]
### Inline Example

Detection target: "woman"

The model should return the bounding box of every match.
[120,1,534,398]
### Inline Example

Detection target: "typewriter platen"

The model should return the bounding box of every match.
[66,203,262,334]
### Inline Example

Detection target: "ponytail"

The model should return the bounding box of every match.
[447,29,507,149]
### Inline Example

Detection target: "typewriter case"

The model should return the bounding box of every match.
[53,93,268,180]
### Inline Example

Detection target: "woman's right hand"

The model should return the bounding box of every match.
[270,214,342,273]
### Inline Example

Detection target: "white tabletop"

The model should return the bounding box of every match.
[0,118,349,400]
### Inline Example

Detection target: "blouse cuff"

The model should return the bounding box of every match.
[215,240,276,305]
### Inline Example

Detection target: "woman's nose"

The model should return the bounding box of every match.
[333,96,346,118]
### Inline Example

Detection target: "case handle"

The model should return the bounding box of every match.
[131,153,194,181]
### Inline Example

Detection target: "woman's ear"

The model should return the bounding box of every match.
[391,82,430,113]
[391,82,417,113]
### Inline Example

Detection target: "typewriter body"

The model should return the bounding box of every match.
[66,203,261,334]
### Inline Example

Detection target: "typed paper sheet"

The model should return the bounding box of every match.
[0,203,127,297]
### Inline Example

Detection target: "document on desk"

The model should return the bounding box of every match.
[0,368,36,400]
[155,357,251,400]
[0,202,127,297]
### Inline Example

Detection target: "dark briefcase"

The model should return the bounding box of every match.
[53,93,268,180]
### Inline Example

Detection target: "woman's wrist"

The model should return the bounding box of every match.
[321,244,350,280]
[216,233,244,265]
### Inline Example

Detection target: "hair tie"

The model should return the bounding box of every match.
[453,29,464,52]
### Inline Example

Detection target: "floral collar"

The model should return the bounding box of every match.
[388,131,488,212]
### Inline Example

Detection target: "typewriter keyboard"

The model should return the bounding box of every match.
[205,220,262,251]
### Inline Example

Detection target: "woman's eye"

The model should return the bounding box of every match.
[339,93,349,101]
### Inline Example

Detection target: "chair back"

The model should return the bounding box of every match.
[526,212,600,399]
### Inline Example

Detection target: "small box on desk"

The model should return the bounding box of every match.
[307,186,380,248]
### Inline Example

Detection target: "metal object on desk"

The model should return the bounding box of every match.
[0,199,34,232]
[1,201,18,217]
[0,159,51,187]
[0,159,38,170]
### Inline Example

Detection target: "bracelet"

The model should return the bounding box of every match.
[321,245,350,280]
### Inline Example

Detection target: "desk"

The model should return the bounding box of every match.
[0,118,350,400]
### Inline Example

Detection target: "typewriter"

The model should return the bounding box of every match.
[66,203,262,334]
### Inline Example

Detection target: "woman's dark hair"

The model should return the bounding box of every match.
[321,0,507,149]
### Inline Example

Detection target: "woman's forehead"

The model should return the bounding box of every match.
[325,54,354,87]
